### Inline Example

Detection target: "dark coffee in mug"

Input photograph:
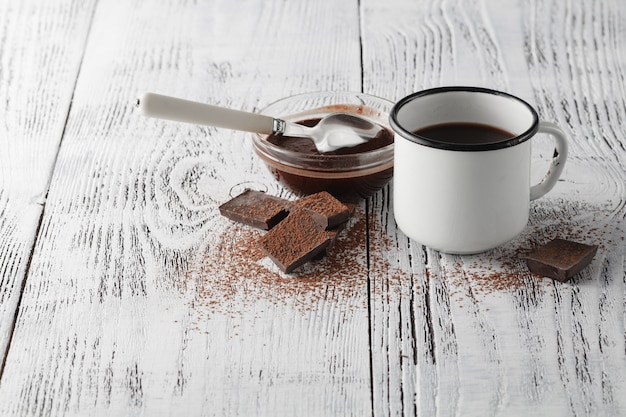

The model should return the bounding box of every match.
[413,122,515,145]
[390,86,569,253]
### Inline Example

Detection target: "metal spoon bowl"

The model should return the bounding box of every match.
[136,92,384,153]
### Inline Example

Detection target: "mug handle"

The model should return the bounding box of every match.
[530,121,569,200]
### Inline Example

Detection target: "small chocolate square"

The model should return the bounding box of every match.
[525,238,598,282]
[219,189,290,230]
[258,208,336,273]
[292,191,350,229]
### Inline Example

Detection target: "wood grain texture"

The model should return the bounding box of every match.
[362,0,626,415]
[1,0,625,416]
[0,0,96,370]
[0,0,370,416]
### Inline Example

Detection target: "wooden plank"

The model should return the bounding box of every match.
[0,0,373,415]
[0,0,96,368]
[3,0,626,415]
[362,0,626,415]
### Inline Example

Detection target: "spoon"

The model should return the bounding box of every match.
[136,92,383,153]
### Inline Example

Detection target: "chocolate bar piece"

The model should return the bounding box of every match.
[525,238,598,282]
[292,191,350,229]
[219,189,290,230]
[258,208,336,273]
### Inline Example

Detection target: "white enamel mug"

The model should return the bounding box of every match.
[389,87,568,254]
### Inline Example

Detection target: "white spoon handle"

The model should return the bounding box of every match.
[136,92,276,135]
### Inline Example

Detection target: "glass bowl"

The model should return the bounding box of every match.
[252,91,394,202]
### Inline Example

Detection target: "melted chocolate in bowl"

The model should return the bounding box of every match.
[267,118,394,155]
[255,116,394,203]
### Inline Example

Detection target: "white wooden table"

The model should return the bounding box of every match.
[1,0,625,415]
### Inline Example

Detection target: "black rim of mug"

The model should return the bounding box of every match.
[389,86,540,151]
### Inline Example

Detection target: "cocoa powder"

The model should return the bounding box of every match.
[185,207,380,321]
[185,200,619,323]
